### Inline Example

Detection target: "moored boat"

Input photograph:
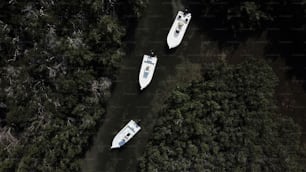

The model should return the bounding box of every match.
[111,120,141,149]
[167,9,192,49]
[138,51,158,90]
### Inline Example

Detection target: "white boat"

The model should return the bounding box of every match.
[111,120,141,149]
[138,51,158,90]
[167,9,192,49]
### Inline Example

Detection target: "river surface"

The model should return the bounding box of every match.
[81,0,213,171]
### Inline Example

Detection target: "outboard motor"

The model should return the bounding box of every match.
[184,9,188,15]
[150,50,155,57]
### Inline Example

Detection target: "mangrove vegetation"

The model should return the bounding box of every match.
[0,0,147,171]
[139,59,306,171]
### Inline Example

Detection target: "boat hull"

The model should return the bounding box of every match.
[139,55,158,90]
[167,11,191,49]
[111,120,141,149]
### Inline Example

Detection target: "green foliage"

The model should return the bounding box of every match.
[197,0,305,31]
[0,0,146,171]
[139,59,305,171]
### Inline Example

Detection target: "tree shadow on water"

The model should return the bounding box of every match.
[183,0,261,50]
[265,7,306,90]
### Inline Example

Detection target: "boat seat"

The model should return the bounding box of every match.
[143,71,149,78]
[144,60,155,65]
[119,140,126,146]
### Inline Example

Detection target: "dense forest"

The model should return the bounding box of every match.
[0,0,147,171]
[190,0,306,32]
[138,59,305,171]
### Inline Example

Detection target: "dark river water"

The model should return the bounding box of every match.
[81,0,214,171]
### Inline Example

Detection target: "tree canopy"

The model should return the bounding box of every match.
[191,0,306,32]
[138,59,305,171]
[0,0,147,171]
